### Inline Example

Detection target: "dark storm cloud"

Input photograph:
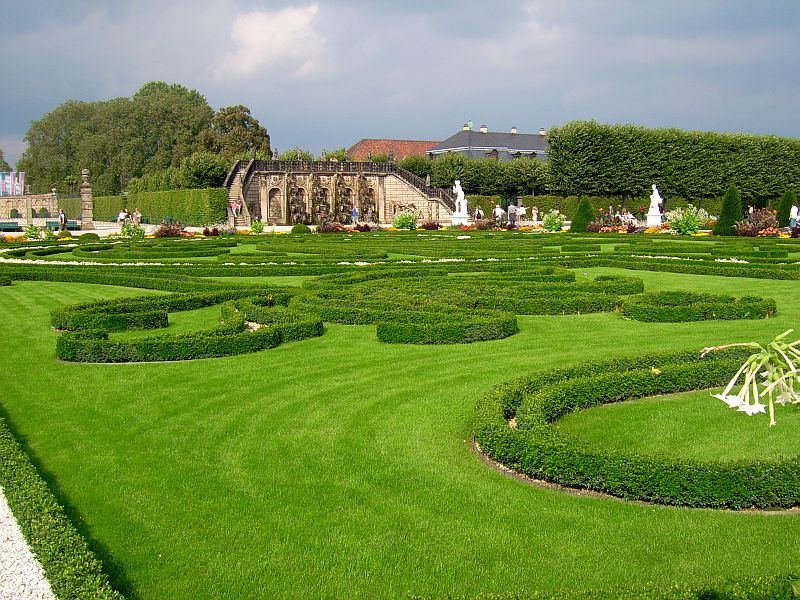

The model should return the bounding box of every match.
[1,0,799,165]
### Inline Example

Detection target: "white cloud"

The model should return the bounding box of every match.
[212,4,323,80]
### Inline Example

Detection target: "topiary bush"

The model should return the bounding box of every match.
[77,232,101,243]
[713,185,743,236]
[776,188,796,227]
[291,223,311,234]
[569,197,595,232]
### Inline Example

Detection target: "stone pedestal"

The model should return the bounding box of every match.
[451,213,470,226]
[646,211,662,227]
[79,168,94,230]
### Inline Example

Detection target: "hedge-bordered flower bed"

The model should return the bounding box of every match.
[474,348,800,509]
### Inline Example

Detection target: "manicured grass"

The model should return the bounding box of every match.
[109,304,223,341]
[1,266,799,598]
[558,388,800,461]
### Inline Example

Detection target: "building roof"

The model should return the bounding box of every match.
[429,129,548,155]
[347,139,439,161]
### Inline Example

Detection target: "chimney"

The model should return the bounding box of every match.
[462,123,470,131]
[511,126,517,135]
[539,128,547,136]
[480,124,488,134]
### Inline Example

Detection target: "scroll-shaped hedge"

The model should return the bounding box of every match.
[55,294,323,363]
[620,291,777,322]
[473,348,800,509]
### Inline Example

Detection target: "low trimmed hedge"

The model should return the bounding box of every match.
[0,275,11,286]
[474,348,800,509]
[0,418,121,598]
[620,291,777,322]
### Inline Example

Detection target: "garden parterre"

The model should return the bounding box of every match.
[0,230,799,599]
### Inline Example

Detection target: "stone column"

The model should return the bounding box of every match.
[377,176,386,223]
[259,176,268,222]
[25,196,32,226]
[79,168,94,230]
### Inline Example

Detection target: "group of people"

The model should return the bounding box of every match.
[599,206,640,225]
[473,203,538,227]
[117,207,141,226]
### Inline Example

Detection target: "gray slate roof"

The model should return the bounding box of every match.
[429,129,548,153]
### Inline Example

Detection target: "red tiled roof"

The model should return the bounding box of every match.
[347,139,439,161]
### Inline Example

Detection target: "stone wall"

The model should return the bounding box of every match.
[0,195,57,220]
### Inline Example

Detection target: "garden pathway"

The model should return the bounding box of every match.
[0,486,55,600]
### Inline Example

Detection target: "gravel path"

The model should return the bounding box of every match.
[0,486,55,600]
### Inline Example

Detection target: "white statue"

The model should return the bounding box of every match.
[451,179,469,225]
[452,180,467,215]
[647,184,663,227]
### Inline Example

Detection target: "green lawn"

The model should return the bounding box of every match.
[558,388,800,461]
[1,268,799,598]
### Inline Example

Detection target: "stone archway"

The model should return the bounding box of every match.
[338,188,354,223]
[363,188,377,222]
[313,187,331,224]
[268,187,282,222]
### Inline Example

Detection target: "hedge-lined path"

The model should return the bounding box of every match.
[0,486,55,600]
[1,269,799,598]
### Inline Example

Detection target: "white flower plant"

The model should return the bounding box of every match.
[702,329,800,426]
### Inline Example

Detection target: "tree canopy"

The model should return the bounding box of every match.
[0,148,10,172]
[198,105,271,160]
[17,82,269,196]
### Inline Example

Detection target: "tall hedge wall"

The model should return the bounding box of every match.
[548,120,800,201]
[93,188,228,225]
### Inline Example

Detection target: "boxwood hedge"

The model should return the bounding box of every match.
[474,348,800,509]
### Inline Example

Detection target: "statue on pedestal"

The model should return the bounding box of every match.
[451,180,469,226]
[646,184,663,227]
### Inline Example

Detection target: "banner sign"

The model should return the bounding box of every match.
[17,171,25,195]
[9,171,16,195]
[0,171,6,196]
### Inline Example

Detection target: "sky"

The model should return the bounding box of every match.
[1,0,799,166]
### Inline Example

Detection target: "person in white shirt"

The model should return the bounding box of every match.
[493,204,505,224]
[791,204,799,228]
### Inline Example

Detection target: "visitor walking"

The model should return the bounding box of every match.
[351,206,359,224]
[57,209,67,232]
[507,203,518,227]
[531,206,538,224]
[133,208,141,226]
[791,204,799,228]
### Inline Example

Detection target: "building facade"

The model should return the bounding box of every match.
[224,160,456,226]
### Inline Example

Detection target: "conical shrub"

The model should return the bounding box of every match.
[570,196,595,233]
[713,185,743,236]
[776,189,796,227]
